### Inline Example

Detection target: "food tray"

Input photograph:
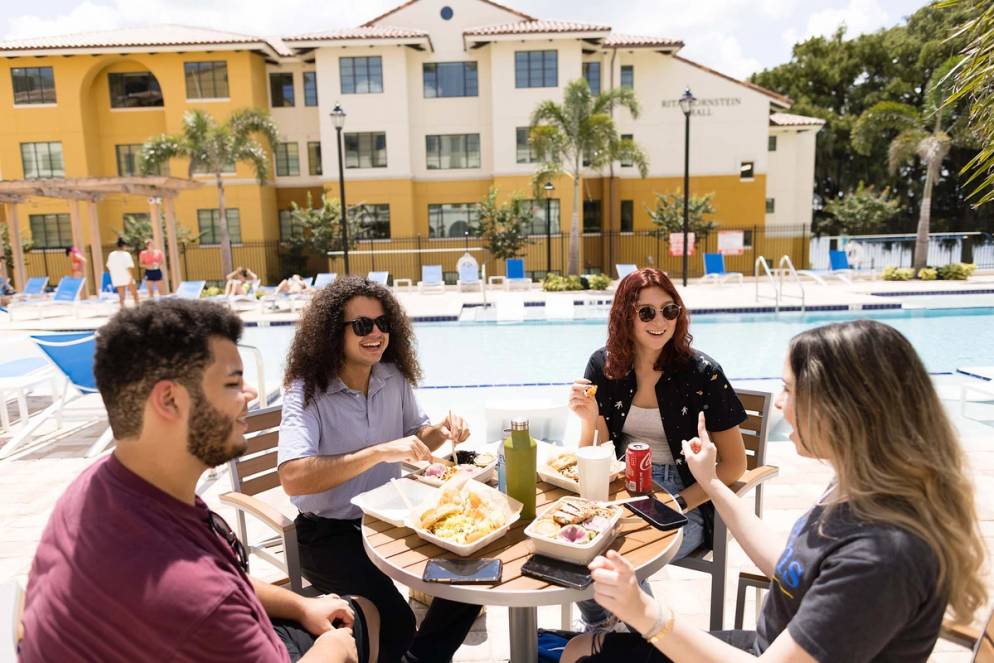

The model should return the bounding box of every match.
[536,445,625,494]
[351,478,440,527]
[524,496,623,565]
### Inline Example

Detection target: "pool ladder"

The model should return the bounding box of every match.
[754,256,806,313]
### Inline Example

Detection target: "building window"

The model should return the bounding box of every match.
[426,134,480,169]
[740,161,755,180]
[620,134,634,167]
[515,50,558,88]
[428,203,480,238]
[423,62,478,98]
[523,199,560,235]
[516,127,538,164]
[620,200,634,232]
[583,200,602,232]
[340,56,383,94]
[582,62,601,95]
[20,142,64,179]
[344,132,387,168]
[354,204,391,239]
[270,73,294,107]
[274,142,300,177]
[184,61,228,99]
[302,71,318,106]
[116,144,148,176]
[279,209,305,241]
[197,209,242,245]
[11,67,56,105]
[307,141,322,176]
[28,213,71,248]
[108,72,163,108]
[768,135,777,152]
[766,198,776,213]
[620,65,634,90]
[743,229,754,248]
[192,160,236,175]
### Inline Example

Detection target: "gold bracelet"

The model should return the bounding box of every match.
[646,604,675,645]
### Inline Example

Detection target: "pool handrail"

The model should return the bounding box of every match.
[777,255,806,313]
[754,257,779,311]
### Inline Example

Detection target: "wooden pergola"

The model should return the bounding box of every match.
[0,176,201,295]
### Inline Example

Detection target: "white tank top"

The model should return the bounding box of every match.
[622,405,674,465]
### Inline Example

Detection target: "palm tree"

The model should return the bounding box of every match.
[140,108,278,276]
[851,58,960,270]
[529,79,648,275]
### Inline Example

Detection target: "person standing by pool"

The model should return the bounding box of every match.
[568,267,747,632]
[561,319,987,662]
[139,239,168,297]
[65,245,86,279]
[277,275,480,663]
[107,238,140,306]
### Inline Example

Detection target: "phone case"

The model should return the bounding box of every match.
[422,559,502,584]
[521,555,592,589]
[625,497,688,531]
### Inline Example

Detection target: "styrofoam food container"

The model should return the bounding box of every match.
[524,496,623,565]
[351,478,440,527]
[405,479,522,556]
[408,445,499,487]
[537,445,625,494]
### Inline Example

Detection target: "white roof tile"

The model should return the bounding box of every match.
[770,112,826,127]
[464,20,611,36]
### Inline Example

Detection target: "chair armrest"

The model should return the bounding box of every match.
[220,491,294,534]
[730,464,779,497]
[738,569,770,584]
[940,619,979,650]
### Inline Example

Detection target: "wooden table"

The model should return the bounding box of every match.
[362,478,682,663]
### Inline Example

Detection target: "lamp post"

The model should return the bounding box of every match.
[331,103,350,275]
[544,180,554,275]
[677,87,696,287]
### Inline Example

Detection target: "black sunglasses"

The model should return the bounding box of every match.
[634,303,682,322]
[207,509,249,574]
[343,315,391,337]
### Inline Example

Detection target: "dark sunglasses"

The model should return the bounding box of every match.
[634,303,682,322]
[207,509,249,574]
[343,315,391,337]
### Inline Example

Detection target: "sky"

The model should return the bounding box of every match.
[0,0,929,79]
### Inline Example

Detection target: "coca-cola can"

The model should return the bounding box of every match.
[625,443,653,494]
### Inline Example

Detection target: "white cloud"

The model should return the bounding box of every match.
[6,2,120,39]
[802,0,889,40]
[681,32,763,80]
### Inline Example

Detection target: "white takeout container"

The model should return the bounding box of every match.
[524,496,624,565]
[351,478,440,527]
[537,444,625,494]
[407,445,499,487]
[405,476,522,556]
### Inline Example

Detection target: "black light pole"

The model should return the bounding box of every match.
[331,104,350,275]
[678,88,696,287]
[544,180,554,275]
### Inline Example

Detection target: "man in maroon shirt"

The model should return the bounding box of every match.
[19,299,378,662]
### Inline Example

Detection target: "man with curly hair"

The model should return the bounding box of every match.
[20,299,378,663]
[278,275,479,663]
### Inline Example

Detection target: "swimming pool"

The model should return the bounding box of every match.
[241,306,994,389]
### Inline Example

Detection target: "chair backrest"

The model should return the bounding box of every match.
[975,606,994,662]
[829,250,850,271]
[704,253,725,275]
[31,333,98,393]
[457,256,479,283]
[368,271,389,285]
[100,272,115,293]
[421,265,443,284]
[506,258,525,279]
[1,578,25,658]
[484,399,568,444]
[51,277,85,303]
[227,404,283,497]
[22,276,48,296]
[175,280,206,299]
[313,273,337,288]
[616,264,637,279]
[734,388,772,470]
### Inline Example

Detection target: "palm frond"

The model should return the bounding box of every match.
[530,100,571,131]
[139,135,186,175]
[916,131,952,179]
[887,128,928,174]
[232,140,270,183]
[591,85,640,119]
[228,107,279,149]
[851,101,922,155]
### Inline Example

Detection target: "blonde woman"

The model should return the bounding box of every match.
[563,319,987,663]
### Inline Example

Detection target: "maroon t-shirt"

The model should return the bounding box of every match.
[19,455,290,662]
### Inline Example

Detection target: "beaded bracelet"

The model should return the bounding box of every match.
[642,602,675,644]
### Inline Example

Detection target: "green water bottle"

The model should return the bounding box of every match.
[504,417,537,520]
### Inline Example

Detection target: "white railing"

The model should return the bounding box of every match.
[754,257,779,311]
[777,255,806,313]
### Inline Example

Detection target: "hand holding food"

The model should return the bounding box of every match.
[568,379,599,423]
[681,412,718,485]
[439,410,471,444]
[379,435,432,464]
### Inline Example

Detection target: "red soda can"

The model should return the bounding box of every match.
[625,443,652,494]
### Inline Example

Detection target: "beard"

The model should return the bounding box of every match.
[185,385,244,468]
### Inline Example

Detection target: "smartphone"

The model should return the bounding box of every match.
[422,558,502,584]
[521,554,592,590]
[625,495,689,531]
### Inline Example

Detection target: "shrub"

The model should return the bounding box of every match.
[203,286,222,297]
[543,274,568,291]
[587,273,611,290]
[917,267,938,281]
[937,262,976,280]
[882,266,914,281]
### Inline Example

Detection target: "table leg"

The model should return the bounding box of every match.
[508,606,537,663]
[0,389,10,433]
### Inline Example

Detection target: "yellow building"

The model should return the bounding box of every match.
[0,0,822,284]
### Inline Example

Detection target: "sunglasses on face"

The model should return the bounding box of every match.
[207,509,249,573]
[634,303,682,323]
[343,315,391,337]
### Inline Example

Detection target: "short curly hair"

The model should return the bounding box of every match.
[94,299,243,439]
[284,275,422,406]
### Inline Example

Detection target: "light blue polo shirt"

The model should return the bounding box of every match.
[277,362,429,520]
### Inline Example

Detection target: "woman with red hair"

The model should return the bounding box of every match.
[568,268,748,631]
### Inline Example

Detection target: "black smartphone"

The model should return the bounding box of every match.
[422,558,502,584]
[625,495,689,531]
[521,554,592,589]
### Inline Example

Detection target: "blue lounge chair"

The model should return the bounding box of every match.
[9,276,86,320]
[418,265,446,294]
[0,356,60,435]
[616,264,638,279]
[702,253,743,285]
[488,258,532,290]
[368,271,389,286]
[172,280,206,300]
[11,276,48,302]
[798,250,857,285]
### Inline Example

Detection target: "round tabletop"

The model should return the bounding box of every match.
[362,477,683,608]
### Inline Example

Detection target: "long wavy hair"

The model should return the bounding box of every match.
[604,268,693,379]
[283,276,423,405]
[789,320,986,623]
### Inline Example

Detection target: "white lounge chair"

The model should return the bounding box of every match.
[9,277,86,321]
[313,273,337,289]
[418,265,446,294]
[958,366,994,417]
[456,254,483,292]
[616,264,638,279]
[0,356,60,435]
[368,271,389,286]
[702,253,743,285]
